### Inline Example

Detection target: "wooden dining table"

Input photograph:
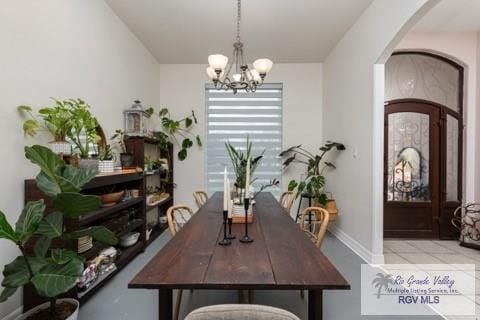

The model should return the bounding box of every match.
[129,192,350,320]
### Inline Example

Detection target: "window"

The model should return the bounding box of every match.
[205,84,283,198]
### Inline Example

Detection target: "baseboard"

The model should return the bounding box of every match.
[328,225,384,264]
[2,307,22,320]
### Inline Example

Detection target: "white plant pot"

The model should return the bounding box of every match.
[48,141,72,155]
[16,298,79,320]
[98,160,115,173]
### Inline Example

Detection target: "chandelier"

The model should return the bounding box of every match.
[206,0,273,93]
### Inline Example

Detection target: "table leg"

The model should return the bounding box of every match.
[158,289,173,320]
[308,290,322,320]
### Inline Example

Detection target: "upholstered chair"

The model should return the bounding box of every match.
[185,304,300,320]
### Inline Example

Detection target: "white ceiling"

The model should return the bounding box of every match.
[413,0,480,32]
[104,0,373,64]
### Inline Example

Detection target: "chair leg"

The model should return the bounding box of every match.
[295,197,303,222]
[174,289,183,320]
[300,290,305,299]
[248,290,253,303]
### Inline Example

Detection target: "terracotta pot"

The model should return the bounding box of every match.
[100,190,125,207]
[16,298,79,320]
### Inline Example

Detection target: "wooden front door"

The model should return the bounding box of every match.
[384,99,461,239]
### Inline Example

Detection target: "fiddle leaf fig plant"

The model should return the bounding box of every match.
[148,108,202,161]
[66,99,100,158]
[0,145,117,318]
[280,141,345,205]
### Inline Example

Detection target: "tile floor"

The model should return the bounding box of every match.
[384,239,480,320]
[78,231,443,320]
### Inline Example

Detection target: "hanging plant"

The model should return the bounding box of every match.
[147,107,202,161]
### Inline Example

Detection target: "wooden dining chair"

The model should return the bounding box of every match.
[193,191,209,209]
[279,191,296,215]
[166,205,195,320]
[299,206,330,249]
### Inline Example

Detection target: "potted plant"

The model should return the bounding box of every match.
[66,99,100,172]
[280,141,345,206]
[147,108,202,161]
[225,137,265,204]
[98,144,115,174]
[111,129,134,168]
[0,145,117,320]
[18,99,74,155]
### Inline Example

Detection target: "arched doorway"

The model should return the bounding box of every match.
[384,52,464,239]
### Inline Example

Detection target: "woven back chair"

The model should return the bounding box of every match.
[185,304,300,320]
[279,191,296,214]
[167,205,194,236]
[166,204,195,320]
[299,207,330,249]
[193,191,209,209]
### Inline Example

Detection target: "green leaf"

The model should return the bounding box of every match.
[22,120,40,137]
[185,117,193,128]
[50,249,79,265]
[178,148,187,161]
[159,108,169,117]
[196,135,202,147]
[288,180,298,191]
[31,258,83,298]
[283,155,296,167]
[36,212,63,238]
[279,145,302,157]
[34,236,52,258]
[144,107,154,118]
[17,105,33,113]
[1,257,41,288]
[0,211,19,243]
[181,138,193,149]
[53,193,101,219]
[0,287,17,302]
[35,172,61,197]
[25,145,64,180]
[191,110,198,124]
[16,200,45,243]
[61,165,97,189]
[65,226,117,245]
[324,162,336,169]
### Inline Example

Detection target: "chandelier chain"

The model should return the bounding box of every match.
[236,0,241,41]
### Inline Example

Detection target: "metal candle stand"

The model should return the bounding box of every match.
[227,217,235,240]
[239,198,254,243]
[218,210,232,246]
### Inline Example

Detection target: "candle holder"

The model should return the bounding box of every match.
[239,198,253,243]
[227,217,235,239]
[218,210,231,246]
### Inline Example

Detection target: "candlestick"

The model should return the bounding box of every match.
[245,155,251,194]
[239,197,253,243]
[218,210,231,246]
[227,199,235,239]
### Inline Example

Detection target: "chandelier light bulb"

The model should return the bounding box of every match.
[249,69,261,82]
[232,73,242,82]
[208,54,228,71]
[206,66,218,80]
[253,59,273,75]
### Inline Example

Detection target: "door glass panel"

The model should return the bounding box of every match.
[387,112,430,202]
[446,115,459,201]
[385,54,461,113]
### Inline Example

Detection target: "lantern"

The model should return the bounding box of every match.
[124,100,148,136]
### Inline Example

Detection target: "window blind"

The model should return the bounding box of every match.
[205,83,283,198]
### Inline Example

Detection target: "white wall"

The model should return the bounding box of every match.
[395,32,479,203]
[322,0,437,263]
[477,31,480,202]
[0,1,160,317]
[158,64,323,211]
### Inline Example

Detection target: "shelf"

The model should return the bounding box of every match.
[83,172,143,190]
[79,198,143,226]
[116,241,144,268]
[146,196,173,210]
[118,219,144,237]
[125,135,158,145]
[146,224,168,247]
[78,265,118,299]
